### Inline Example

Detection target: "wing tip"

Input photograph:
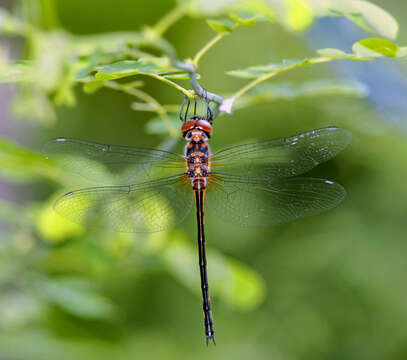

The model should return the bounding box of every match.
[324,126,353,144]
[41,137,69,156]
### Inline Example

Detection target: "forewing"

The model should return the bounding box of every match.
[205,174,346,227]
[54,175,193,232]
[210,127,351,178]
[43,138,185,185]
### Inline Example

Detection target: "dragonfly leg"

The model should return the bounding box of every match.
[202,88,214,123]
[179,93,191,122]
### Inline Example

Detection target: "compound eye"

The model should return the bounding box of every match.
[196,120,212,137]
[184,131,193,140]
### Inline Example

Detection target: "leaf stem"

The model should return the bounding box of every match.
[40,0,61,30]
[192,33,226,67]
[232,57,332,101]
[153,3,188,37]
[146,73,193,99]
[192,23,241,67]
[105,81,178,138]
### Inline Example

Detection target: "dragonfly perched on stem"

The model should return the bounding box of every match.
[43,97,351,346]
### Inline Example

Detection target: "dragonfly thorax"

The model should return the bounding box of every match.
[184,119,211,190]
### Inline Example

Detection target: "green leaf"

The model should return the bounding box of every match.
[207,18,236,33]
[181,0,273,20]
[0,9,26,35]
[11,90,56,126]
[36,277,117,319]
[235,0,274,20]
[350,0,399,40]
[0,60,31,83]
[352,38,399,58]
[36,199,84,243]
[283,0,314,31]
[95,59,163,80]
[229,12,257,26]
[82,78,106,94]
[317,48,372,61]
[235,79,368,109]
[227,59,310,79]
[221,258,266,310]
[308,0,399,39]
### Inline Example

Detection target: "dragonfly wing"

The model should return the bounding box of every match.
[54,175,193,232]
[210,127,351,178]
[43,138,185,185]
[205,174,346,227]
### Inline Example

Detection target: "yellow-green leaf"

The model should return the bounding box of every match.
[352,38,399,58]
[317,48,372,61]
[207,18,236,34]
[95,60,162,80]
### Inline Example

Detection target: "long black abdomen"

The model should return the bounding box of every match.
[194,188,215,345]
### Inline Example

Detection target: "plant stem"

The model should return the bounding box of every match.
[192,33,226,67]
[146,73,193,99]
[153,3,188,37]
[232,57,332,101]
[174,61,223,104]
[105,81,178,138]
[40,0,60,30]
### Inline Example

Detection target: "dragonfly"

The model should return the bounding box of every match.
[43,100,352,346]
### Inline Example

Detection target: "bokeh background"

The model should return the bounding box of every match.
[1,1,407,359]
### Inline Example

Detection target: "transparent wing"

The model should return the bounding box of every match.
[43,138,185,185]
[205,174,346,227]
[210,127,351,178]
[54,175,193,233]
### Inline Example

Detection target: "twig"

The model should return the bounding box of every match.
[153,2,188,37]
[192,33,226,67]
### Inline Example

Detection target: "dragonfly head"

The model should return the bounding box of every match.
[182,116,212,141]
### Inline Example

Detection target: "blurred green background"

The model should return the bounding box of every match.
[1,0,407,359]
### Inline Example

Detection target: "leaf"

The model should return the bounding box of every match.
[180,0,273,20]
[220,258,266,310]
[95,59,163,80]
[36,199,84,243]
[317,48,372,61]
[162,234,266,311]
[0,60,31,83]
[235,79,368,109]
[0,9,26,35]
[11,90,57,126]
[350,0,399,40]
[352,38,399,58]
[36,277,117,319]
[227,59,310,79]
[207,18,236,33]
[307,0,399,39]
[235,0,274,21]
[229,12,257,27]
[82,78,106,94]
[283,0,314,31]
